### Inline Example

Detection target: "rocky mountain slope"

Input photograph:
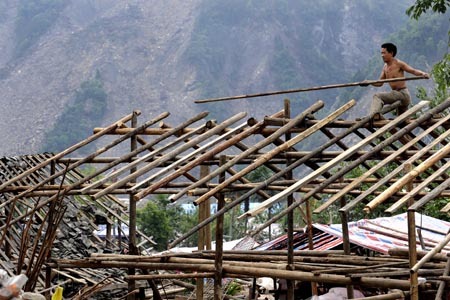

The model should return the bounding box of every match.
[0,0,443,155]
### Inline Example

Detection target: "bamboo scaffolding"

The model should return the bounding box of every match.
[3,96,450,298]
[0,112,168,213]
[83,123,208,194]
[169,104,376,247]
[245,101,429,219]
[0,112,138,192]
[79,111,209,193]
[315,111,450,214]
[194,99,356,206]
[167,100,325,203]
[341,130,450,214]
[249,102,445,236]
[92,112,247,200]
[131,122,248,191]
[194,76,427,103]
[365,142,450,213]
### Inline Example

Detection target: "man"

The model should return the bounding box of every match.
[362,42,429,119]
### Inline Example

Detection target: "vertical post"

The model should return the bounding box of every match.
[306,199,318,296]
[44,160,57,298]
[435,253,450,300]
[406,163,419,300]
[340,208,354,299]
[197,165,210,300]
[106,223,112,249]
[214,156,226,300]
[128,110,139,300]
[284,99,295,300]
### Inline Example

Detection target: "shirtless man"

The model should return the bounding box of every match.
[363,42,429,119]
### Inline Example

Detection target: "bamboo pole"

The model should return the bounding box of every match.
[404,163,419,300]
[435,254,450,300]
[194,76,427,103]
[245,101,428,218]
[127,111,138,300]
[214,156,226,300]
[411,230,450,273]
[126,273,215,280]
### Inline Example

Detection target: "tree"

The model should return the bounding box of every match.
[407,0,450,19]
[137,195,198,251]
[408,0,450,105]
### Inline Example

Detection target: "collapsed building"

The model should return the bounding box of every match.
[0,95,449,299]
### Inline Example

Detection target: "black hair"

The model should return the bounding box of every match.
[381,43,397,57]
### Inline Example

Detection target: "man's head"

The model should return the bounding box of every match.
[381,42,397,57]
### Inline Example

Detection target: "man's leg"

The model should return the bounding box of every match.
[397,89,411,114]
[370,91,407,116]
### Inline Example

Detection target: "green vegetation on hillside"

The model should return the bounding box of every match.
[41,71,107,154]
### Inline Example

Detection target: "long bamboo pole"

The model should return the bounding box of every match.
[194,76,427,103]
[411,230,450,273]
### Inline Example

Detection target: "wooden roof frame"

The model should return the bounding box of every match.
[1,97,450,298]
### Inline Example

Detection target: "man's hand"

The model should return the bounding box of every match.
[421,72,430,79]
[359,80,370,87]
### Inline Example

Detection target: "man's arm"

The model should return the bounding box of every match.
[371,68,386,87]
[359,69,385,87]
[400,60,430,78]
